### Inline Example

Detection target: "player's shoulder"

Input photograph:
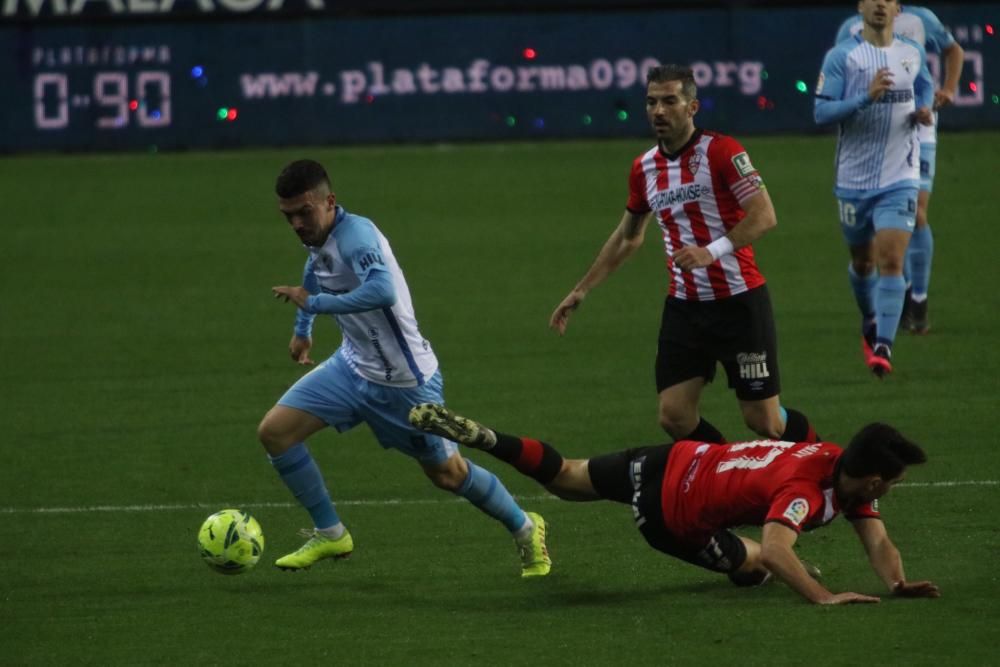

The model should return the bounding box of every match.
[632,144,660,165]
[834,14,861,43]
[703,130,749,162]
[333,209,381,246]
[903,5,943,27]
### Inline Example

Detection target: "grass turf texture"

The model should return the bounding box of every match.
[1,133,998,665]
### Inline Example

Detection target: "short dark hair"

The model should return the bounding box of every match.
[275,159,331,198]
[840,423,927,480]
[646,64,698,100]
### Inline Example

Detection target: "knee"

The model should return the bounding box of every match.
[915,206,928,229]
[658,404,695,439]
[851,258,875,276]
[257,414,293,455]
[425,459,468,492]
[879,255,905,275]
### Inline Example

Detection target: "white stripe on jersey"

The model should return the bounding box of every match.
[835,39,921,195]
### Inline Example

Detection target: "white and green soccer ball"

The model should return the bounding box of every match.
[197,509,265,575]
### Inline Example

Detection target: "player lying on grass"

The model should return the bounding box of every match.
[410,404,941,605]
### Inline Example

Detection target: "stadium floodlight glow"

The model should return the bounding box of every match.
[523,47,537,60]
[217,107,229,120]
[582,114,592,125]
[986,24,994,36]
[969,82,978,93]
[128,99,139,111]
[993,94,999,105]
[616,110,628,121]
[761,70,769,80]
[191,66,204,78]
[505,115,516,127]
[795,81,808,93]
[533,117,545,129]
[227,108,238,121]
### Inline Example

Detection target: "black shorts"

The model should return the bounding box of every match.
[588,444,748,574]
[655,285,781,401]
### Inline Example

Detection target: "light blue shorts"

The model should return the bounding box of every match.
[919,142,936,193]
[277,351,457,466]
[837,187,918,246]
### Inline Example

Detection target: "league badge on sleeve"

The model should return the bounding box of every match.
[731,152,756,177]
[783,498,810,526]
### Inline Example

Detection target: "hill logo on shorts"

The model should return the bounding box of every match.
[737,351,769,380]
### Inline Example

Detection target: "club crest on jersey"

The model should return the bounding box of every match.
[731,152,755,177]
[901,58,915,74]
[317,253,334,272]
[687,151,703,176]
[783,498,810,526]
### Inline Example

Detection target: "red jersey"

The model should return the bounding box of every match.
[660,440,880,545]
[626,129,767,302]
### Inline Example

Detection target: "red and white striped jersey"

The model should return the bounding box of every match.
[627,129,767,301]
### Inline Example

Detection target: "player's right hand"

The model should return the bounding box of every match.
[868,68,893,102]
[289,335,315,366]
[549,291,585,335]
[818,592,881,605]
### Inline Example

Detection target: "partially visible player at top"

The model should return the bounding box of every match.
[815,0,934,377]
[550,64,819,445]
[410,403,941,605]
[835,4,964,333]
[258,159,550,577]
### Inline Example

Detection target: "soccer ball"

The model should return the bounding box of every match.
[197,509,265,575]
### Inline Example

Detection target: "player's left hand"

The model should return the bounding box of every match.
[892,580,941,598]
[272,285,310,309]
[933,89,954,110]
[911,107,934,127]
[671,245,714,272]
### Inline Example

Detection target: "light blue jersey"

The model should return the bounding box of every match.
[294,206,438,387]
[815,34,933,199]
[834,6,955,145]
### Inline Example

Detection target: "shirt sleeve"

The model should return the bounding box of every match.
[814,44,872,125]
[845,498,882,522]
[626,157,651,214]
[764,484,826,534]
[293,255,318,338]
[303,218,397,315]
[709,136,766,206]
[912,41,935,109]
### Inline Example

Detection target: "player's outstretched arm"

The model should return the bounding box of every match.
[851,518,941,599]
[549,210,650,335]
[761,522,881,605]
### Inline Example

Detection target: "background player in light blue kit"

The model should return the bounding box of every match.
[814,0,933,377]
[835,4,964,333]
[258,159,550,576]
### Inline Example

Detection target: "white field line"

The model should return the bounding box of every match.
[0,481,996,515]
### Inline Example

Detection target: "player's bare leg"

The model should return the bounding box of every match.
[739,397,819,443]
[659,377,726,442]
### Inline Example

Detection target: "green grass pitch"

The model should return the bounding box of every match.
[1,132,998,665]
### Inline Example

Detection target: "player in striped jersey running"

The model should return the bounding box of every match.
[815,0,934,376]
[550,64,819,446]
[834,4,965,334]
